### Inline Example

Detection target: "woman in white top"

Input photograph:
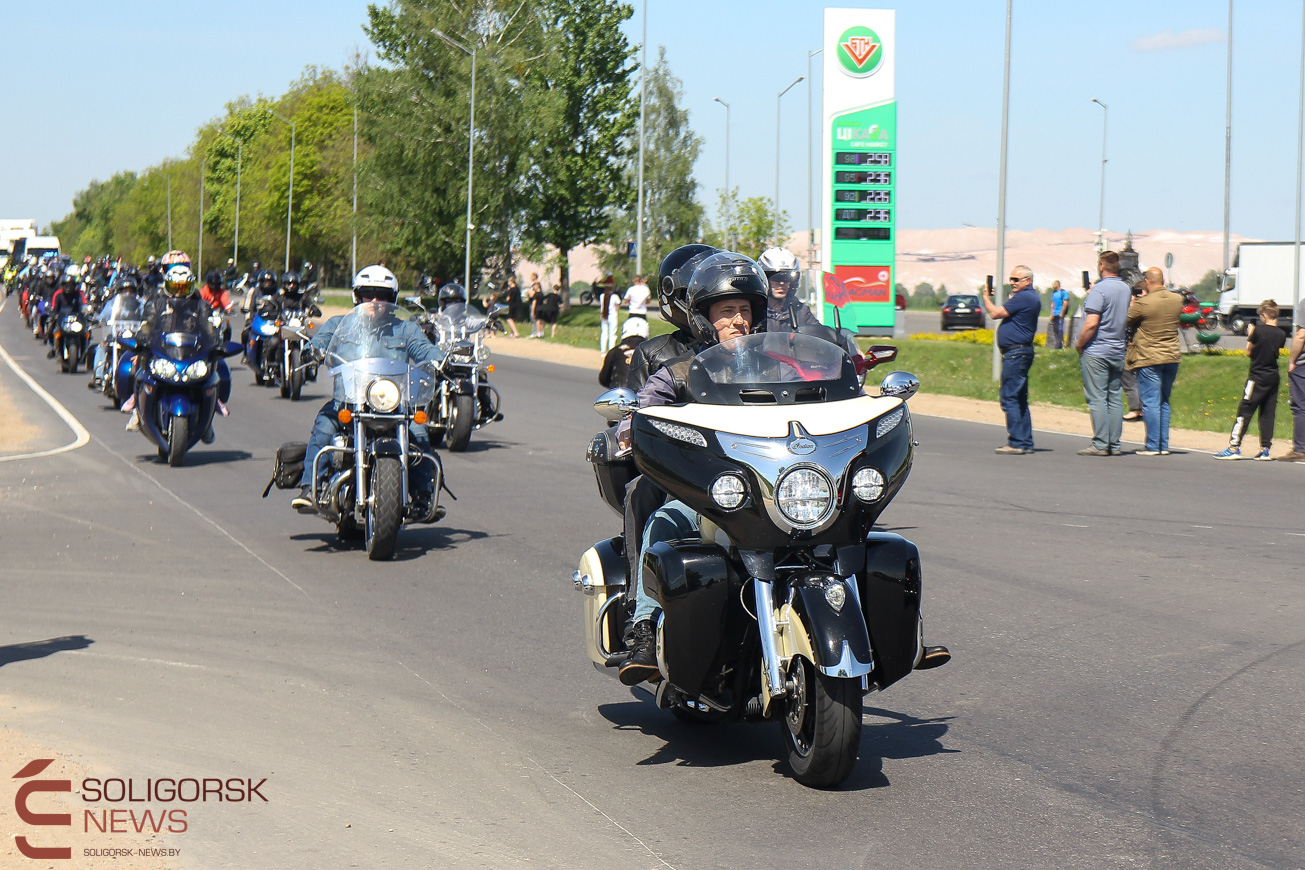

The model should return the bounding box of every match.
[622,274,651,338]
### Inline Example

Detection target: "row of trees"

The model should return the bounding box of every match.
[50,0,791,293]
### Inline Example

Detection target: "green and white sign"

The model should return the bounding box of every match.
[818,8,897,335]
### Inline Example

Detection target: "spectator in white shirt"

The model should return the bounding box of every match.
[622,274,651,338]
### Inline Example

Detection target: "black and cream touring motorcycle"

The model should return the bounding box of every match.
[577,330,941,788]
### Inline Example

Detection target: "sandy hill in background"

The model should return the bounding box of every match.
[519,227,1255,297]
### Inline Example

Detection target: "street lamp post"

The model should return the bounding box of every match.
[268,109,296,272]
[1091,97,1108,253]
[215,129,243,270]
[166,175,172,249]
[775,75,804,241]
[636,0,647,277]
[197,159,204,274]
[352,105,358,279]
[807,49,822,276]
[993,0,1013,381]
[432,27,477,292]
[713,97,730,249]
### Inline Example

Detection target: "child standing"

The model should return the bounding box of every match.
[1215,300,1287,460]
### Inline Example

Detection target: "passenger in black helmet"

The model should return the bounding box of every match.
[626,243,718,391]
[616,251,769,685]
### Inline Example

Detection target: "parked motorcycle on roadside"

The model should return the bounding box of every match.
[407,297,505,451]
[577,330,938,788]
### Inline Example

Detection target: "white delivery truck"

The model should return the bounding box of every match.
[1220,241,1305,334]
[0,220,36,258]
[11,235,60,263]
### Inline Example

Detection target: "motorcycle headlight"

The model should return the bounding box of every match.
[775,467,834,528]
[851,467,885,502]
[183,359,210,381]
[150,357,178,379]
[259,322,277,336]
[710,473,746,509]
[475,344,490,364]
[68,321,84,332]
[367,378,401,413]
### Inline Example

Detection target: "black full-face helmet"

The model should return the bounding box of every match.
[437,283,466,308]
[657,243,717,330]
[256,269,277,293]
[684,252,768,345]
[280,270,301,297]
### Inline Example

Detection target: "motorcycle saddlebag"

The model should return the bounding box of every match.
[586,429,637,517]
[643,540,736,697]
[271,441,308,490]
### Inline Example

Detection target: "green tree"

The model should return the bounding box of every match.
[704,193,790,258]
[520,0,639,299]
[596,46,703,286]
[1189,268,1223,302]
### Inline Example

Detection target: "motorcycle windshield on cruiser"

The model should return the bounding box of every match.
[311,302,444,561]
[578,330,928,788]
[426,303,502,451]
[102,295,146,405]
[127,305,234,467]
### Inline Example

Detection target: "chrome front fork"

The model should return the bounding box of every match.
[754,580,787,700]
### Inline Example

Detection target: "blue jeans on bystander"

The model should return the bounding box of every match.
[1081,355,1125,452]
[1136,363,1179,452]
[999,346,1035,450]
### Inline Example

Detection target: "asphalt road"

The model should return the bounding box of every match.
[1,300,1302,869]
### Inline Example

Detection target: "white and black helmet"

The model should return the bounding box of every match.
[684,252,768,345]
[351,265,399,304]
[757,247,801,294]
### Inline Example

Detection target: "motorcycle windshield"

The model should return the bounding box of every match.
[436,303,488,341]
[325,302,436,407]
[149,306,217,362]
[687,332,860,405]
[102,295,145,328]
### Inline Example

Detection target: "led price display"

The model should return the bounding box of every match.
[834,170,892,185]
[834,151,892,166]
[834,227,892,241]
[834,189,892,204]
[835,208,892,222]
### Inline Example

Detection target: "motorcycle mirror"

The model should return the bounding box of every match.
[879,370,919,401]
[488,303,509,319]
[594,388,638,422]
[116,335,138,350]
[223,341,244,357]
[863,345,898,369]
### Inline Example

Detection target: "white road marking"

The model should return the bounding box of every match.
[1061,523,1090,528]
[0,296,91,462]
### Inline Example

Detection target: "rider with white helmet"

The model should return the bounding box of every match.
[290,266,446,514]
[757,246,819,328]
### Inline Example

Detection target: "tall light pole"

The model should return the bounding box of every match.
[994,0,1013,381]
[166,175,172,250]
[215,128,242,269]
[775,75,804,241]
[1091,97,1108,253]
[636,0,647,277]
[352,104,358,279]
[713,97,730,249]
[1223,0,1235,284]
[432,27,477,292]
[268,109,296,272]
[197,159,205,274]
[1295,0,1304,330]
[807,49,822,276]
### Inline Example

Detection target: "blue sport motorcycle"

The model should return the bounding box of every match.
[244,303,280,386]
[118,306,240,467]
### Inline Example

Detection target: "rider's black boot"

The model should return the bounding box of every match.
[618,620,659,686]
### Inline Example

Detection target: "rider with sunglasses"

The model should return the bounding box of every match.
[291,265,446,512]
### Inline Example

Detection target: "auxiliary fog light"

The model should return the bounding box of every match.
[852,467,885,502]
[710,473,746,509]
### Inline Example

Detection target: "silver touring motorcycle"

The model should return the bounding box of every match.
[578,330,942,788]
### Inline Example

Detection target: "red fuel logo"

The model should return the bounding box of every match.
[13,759,71,860]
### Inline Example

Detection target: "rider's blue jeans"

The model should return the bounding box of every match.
[299,399,433,494]
[631,499,699,624]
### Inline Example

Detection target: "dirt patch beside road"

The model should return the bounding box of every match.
[0,366,39,455]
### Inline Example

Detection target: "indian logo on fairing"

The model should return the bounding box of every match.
[837,26,884,78]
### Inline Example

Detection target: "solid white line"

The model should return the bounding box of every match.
[0,296,91,462]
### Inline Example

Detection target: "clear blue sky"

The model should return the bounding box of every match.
[5,1,1303,242]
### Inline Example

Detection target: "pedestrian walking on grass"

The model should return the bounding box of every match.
[1283,298,1305,461]
[980,264,1041,454]
[1075,251,1132,456]
[1126,267,1183,455]
[1214,300,1287,460]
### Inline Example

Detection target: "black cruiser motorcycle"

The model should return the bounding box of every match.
[577,330,936,788]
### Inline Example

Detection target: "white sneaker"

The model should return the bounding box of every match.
[124,410,140,432]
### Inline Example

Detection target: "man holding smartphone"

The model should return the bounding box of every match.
[981,265,1041,454]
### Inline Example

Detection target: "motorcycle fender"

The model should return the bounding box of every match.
[838,532,924,692]
[370,437,402,458]
[162,394,193,418]
[643,541,733,697]
[782,584,874,679]
[577,536,628,668]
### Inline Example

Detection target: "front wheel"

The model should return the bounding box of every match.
[166,415,189,467]
[289,347,304,401]
[782,656,862,788]
[365,455,403,561]
[448,394,474,452]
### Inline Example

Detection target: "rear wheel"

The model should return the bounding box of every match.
[166,416,188,467]
[448,394,474,452]
[289,347,304,401]
[782,656,862,788]
[365,456,403,561]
